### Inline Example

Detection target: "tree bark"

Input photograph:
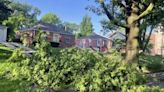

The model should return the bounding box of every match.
[125,2,140,63]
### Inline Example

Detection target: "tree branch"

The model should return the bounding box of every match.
[118,0,126,8]
[99,1,128,28]
[143,25,154,52]
[138,3,154,20]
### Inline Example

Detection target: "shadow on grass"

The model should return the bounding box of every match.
[0,78,30,92]
[0,48,12,62]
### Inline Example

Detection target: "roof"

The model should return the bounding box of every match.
[21,22,74,35]
[109,31,126,40]
[78,32,110,41]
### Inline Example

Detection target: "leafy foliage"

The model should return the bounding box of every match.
[0,45,32,92]
[41,13,61,25]
[12,31,147,91]
[7,48,26,62]
[1,32,164,91]
[0,0,12,24]
[2,1,40,41]
[18,47,148,91]
[79,15,93,37]
[63,22,80,38]
[112,39,126,51]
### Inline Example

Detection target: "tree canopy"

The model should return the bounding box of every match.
[41,13,61,25]
[0,0,12,24]
[63,22,80,32]
[2,1,41,41]
[88,0,164,63]
[79,15,93,37]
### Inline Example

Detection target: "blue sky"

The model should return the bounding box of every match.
[18,0,106,35]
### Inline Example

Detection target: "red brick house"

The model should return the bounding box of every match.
[107,27,164,56]
[75,33,109,52]
[149,25,164,56]
[17,22,75,48]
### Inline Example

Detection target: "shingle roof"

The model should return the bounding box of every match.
[79,32,110,41]
[109,32,126,40]
[109,31,125,38]
[21,22,74,35]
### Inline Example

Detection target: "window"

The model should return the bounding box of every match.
[53,33,60,42]
[64,37,71,44]
[97,39,101,47]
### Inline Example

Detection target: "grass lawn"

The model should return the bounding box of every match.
[139,54,164,72]
[140,55,163,62]
[0,78,29,92]
[0,44,30,92]
[0,44,12,61]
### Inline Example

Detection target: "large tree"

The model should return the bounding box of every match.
[63,22,80,38]
[88,0,164,63]
[63,22,80,32]
[3,1,41,41]
[0,0,12,24]
[79,15,93,37]
[41,13,61,25]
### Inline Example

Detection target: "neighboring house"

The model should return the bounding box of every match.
[108,32,126,51]
[108,27,164,56]
[0,25,7,42]
[75,32,109,52]
[17,22,75,48]
[150,25,164,56]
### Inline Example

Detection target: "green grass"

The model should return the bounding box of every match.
[0,44,13,62]
[140,55,163,62]
[0,78,29,92]
[0,44,31,92]
[139,54,164,72]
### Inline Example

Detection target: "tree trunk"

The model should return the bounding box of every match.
[125,2,140,63]
[143,25,154,52]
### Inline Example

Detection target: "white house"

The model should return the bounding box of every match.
[0,25,7,42]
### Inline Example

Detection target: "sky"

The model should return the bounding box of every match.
[18,0,106,35]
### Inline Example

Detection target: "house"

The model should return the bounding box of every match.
[0,25,7,42]
[150,25,164,56]
[75,32,109,52]
[108,32,126,51]
[17,22,75,48]
[108,27,164,56]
